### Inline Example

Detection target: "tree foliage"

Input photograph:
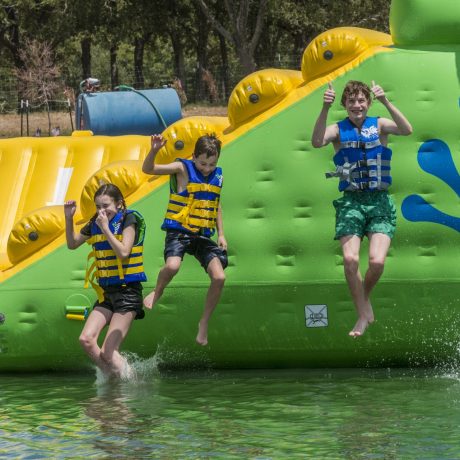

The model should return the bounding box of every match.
[0,0,392,106]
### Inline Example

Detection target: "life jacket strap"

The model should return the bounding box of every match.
[87,234,123,245]
[187,183,221,194]
[340,139,381,149]
[96,264,145,278]
[325,159,391,181]
[84,253,105,302]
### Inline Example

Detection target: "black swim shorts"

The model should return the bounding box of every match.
[96,282,145,320]
[164,230,228,271]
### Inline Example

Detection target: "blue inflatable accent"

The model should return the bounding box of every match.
[401,194,460,232]
[75,88,182,136]
[417,139,460,196]
[401,139,460,232]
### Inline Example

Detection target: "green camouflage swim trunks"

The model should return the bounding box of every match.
[333,191,396,240]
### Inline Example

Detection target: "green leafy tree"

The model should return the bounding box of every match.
[195,0,269,75]
[65,0,105,80]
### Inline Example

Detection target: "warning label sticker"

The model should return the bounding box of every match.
[305,304,328,328]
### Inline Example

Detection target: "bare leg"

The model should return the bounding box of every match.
[143,256,182,309]
[100,311,137,378]
[79,307,112,375]
[342,233,392,337]
[196,257,225,346]
[340,235,372,337]
[357,232,392,335]
[363,232,391,298]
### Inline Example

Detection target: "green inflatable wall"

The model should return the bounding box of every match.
[1,0,460,371]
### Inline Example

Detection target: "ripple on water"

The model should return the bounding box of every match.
[1,368,460,458]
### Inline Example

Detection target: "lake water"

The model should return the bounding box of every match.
[1,361,460,459]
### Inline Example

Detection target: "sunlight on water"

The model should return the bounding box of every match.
[1,368,460,458]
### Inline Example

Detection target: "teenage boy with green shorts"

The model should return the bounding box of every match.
[311,80,412,337]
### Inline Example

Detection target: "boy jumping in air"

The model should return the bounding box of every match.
[142,134,227,346]
[311,80,412,337]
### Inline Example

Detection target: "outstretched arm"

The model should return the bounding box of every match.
[372,81,413,136]
[311,82,339,148]
[142,134,184,176]
[216,204,227,250]
[64,200,89,249]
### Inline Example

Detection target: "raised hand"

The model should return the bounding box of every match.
[150,134,167,152]
[64,200,77,218]
[324,82,336,106]
[371,80,386,102]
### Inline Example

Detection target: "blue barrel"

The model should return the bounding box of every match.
[75,87,182,136]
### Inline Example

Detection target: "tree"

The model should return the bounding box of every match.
[195,0,269,75]
[0,4,23,68]
[117,0,158,89]
[0,0,85,71]
[194,7,210,101]
[266,0,391,68]
[65,0,105,80]
[164,0,195,94]
[15,39,62,135]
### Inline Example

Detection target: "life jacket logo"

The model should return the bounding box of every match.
[112,222,121,234]
[215,173,223,186]
[360,126,379,139]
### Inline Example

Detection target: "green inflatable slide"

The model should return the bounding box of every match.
[0,0,460,371]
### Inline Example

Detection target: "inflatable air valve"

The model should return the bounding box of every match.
[65,314,86,321]
[65,306,88,321]
[65,306,88,314]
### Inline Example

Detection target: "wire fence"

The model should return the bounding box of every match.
[0,53,303,115]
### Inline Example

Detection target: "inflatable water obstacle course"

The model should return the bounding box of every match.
[1,0,460,371]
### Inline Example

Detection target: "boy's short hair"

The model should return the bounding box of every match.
[194,134,222,158]
[341,80,372,107]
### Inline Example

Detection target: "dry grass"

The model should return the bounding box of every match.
[0,103,228,138]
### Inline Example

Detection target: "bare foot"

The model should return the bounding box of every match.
[349,317,373,338]
[349,295,375,338]
[143,290,157,310]
[196,321,208,346]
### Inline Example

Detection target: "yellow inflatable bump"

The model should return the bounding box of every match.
[7,205,65,264]
[301,27,393,83]
[71,130,94,137]
[80,160,148,220]
[228,69,303,127]
[154,116,229,165]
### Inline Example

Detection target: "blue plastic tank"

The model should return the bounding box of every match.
[75,87,182,136]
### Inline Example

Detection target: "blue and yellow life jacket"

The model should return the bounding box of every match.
[85,209,146,299]
[326,117,392,192]
[162,159,223,237]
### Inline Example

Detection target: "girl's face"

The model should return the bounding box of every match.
[94,194,121,220]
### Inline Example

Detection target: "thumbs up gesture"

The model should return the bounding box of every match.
[323,82,336,107]
[371,80,386,103]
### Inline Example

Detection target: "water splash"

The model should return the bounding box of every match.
[93,352,162,386]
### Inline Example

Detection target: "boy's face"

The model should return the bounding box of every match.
[193,153,218,177]
[344,91,371,124]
